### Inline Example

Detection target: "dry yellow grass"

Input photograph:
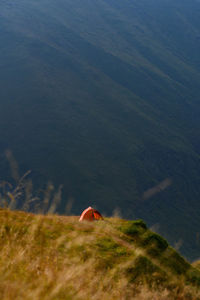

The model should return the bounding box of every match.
[0,209,199,300]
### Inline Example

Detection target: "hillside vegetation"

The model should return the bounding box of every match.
[0,208,200,300]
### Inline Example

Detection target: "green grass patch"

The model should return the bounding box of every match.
[119,219,147,238]
[126,255,167,286]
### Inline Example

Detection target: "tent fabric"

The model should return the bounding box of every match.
[79,207,103,221]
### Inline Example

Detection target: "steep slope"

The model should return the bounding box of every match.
[0,208,200,299]
[0,0,200,260]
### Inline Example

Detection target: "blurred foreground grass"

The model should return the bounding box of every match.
[0,208,200,299]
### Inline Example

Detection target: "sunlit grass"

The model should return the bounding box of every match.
[0,209,199,299]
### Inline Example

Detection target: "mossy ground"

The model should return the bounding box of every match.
[0,209,200,299]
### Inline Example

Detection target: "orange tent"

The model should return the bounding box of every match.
[79,207,103,222]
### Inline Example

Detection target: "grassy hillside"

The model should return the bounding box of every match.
[0,0,200,260]
[0,209,200,300]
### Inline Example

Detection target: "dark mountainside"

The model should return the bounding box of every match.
[0,0,200,260]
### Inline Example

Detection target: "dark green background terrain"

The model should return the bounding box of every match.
[0,0,200,260]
